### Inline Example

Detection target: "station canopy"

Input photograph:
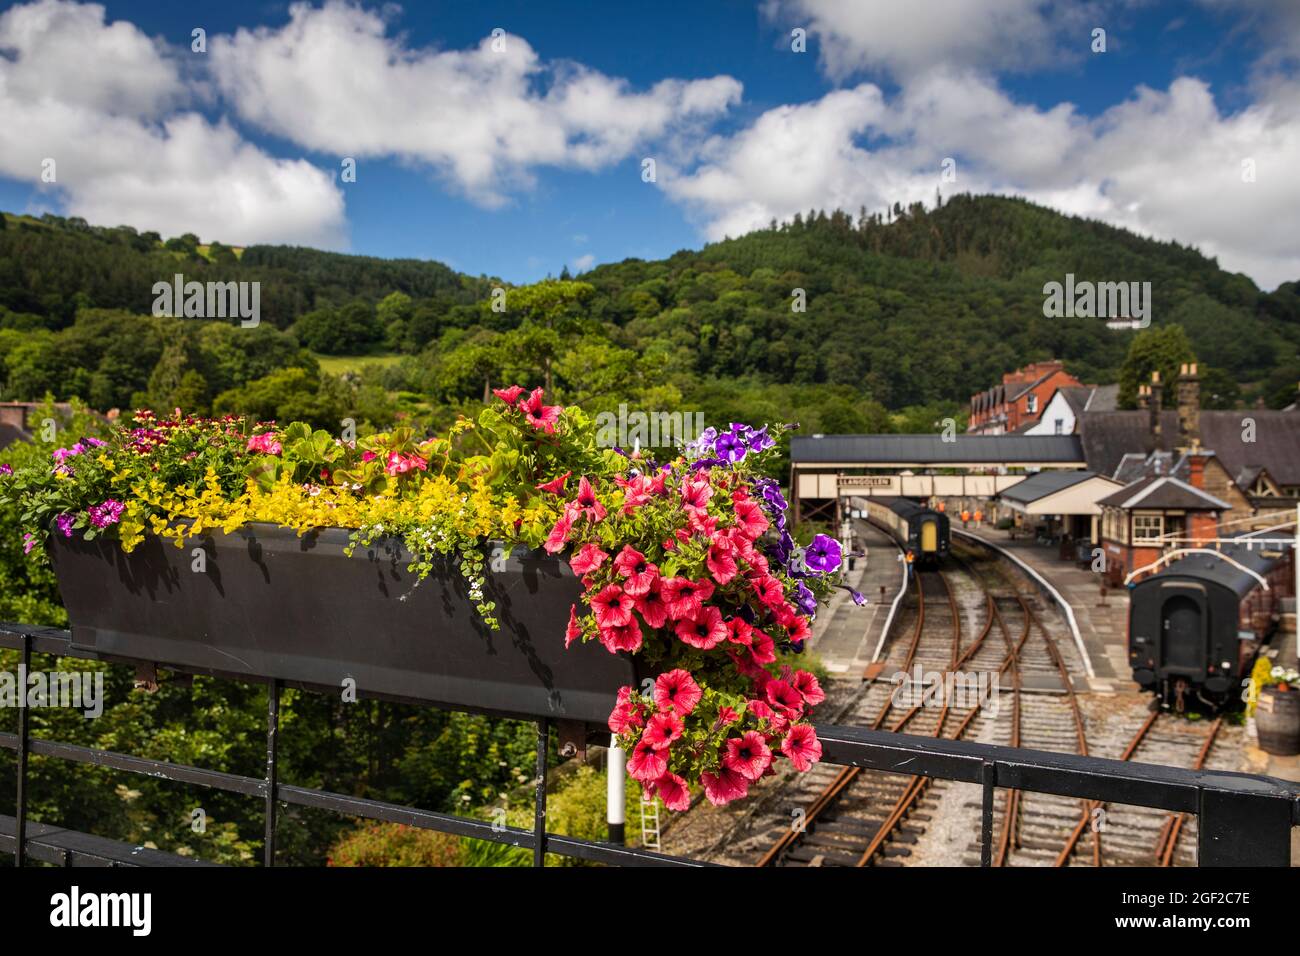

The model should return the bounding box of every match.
[790,434,1086,469]
[997,470,1123,515]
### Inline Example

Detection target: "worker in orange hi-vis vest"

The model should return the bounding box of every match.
[973,509,983,527]
[936,501,946,513]
[905,550,915,565]
[960,509,970,528]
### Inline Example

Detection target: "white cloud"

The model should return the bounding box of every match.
[0,0,346,247]
[571,253,595,272]
[208,1,742,206]
[663,70,1300,288]
[765,0,1101,80]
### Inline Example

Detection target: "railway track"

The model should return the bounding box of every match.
[746,543,1021,867]
[719,531,1234,867]
[954,537,1229,867]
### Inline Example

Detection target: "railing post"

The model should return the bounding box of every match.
[264,678,280,867]
[607,736,626,845]
[533,718,549,867]
[14,633,30,867]
[979,760,995,868]
[1197,787,1292,866]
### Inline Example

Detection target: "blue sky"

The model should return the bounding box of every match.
[1,0,1298,287]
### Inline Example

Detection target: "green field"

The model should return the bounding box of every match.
[313,351,406,375]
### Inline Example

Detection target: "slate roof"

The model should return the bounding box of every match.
[1078,411,1180,477]
[1084,384,1119,412]
[790,434,1085,465]
[999,470,1098,504]
[1096,474,1231,511]
[1198,410,1300,488]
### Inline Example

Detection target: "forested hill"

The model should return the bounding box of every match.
[2,196,1299,426]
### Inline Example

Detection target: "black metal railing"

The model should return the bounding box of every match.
[2,622,1298,868]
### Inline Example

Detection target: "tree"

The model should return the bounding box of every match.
[489,280,595,393]
[293,302,384,354]
[1117,325,1196,409]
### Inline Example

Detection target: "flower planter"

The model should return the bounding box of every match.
[48,522,639,726]
[1255,684,1300,757]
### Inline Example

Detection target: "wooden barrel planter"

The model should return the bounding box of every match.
[49,523,639,728]
[1255,684,1300,756]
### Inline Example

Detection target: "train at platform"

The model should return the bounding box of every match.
[852,496,950,567]
[1128,538,1293,711]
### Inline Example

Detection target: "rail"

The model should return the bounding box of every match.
[2,623,1297,867]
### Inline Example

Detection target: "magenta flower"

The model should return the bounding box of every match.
[56,514,74,538]
[22,532,37,554]
[655,772,691,812]
[723,731,773,782]
[627,738,669,782]
[87,499,124,529]
[246,433,282,456]
[701,766,749,806]
[781,725,823,772]
[643,711,684,751]
[653,669,702,715]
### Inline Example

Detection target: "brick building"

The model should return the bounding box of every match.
[968,361,1084,435]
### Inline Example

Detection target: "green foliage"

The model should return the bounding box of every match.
[1117,324,1196,408]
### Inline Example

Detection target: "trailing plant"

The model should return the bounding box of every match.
[1,387,859,807]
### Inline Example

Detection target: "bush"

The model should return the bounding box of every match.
[328,821,464,867]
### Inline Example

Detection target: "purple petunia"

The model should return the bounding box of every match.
[56,513,74,538]
[804,534,842,574]
[796,581,818,616]
[714,431,747,463]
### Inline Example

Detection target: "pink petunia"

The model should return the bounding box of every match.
[634,580,670,630]
[722,731,773,782]
[765,679,805,717]
[518,388,562,434]
[793,670,826,707]
[569,543,609,576]
[750,575,785,608]
[565,604,583,648]
[543,512,574,554]
[612,545,658,597]
[627,738,669,782]
[644,711,684,750]
[655,772,691,812]
[591,584,635,629]
[726,617,754,646]
[700,766,749,806]
[599,621,643,654]
[733,499,769,540]
[653,669,702,715]
[706,542,738,585]
[660,576,714,620]
[748,629,777,665]
[680,475,713,512]
[675,605,727,650]
[536,471,571,495]
[781,725,823,772]
[608,700,645,735]
[572,476,607,522]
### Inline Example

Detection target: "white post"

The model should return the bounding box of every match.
[1293,505,1300,669]
[607,736,626,845]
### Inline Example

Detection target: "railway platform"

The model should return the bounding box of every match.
[953,524,1127,686]
[807,520,903,674]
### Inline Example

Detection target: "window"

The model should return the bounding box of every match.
[1133,514,1163,542]
[1054,418,1064,435]
[1027,395,1038,414]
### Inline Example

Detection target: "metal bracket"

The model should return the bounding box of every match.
[556,719,586,760]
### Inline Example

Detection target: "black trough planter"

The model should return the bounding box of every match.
[49,523,638,726]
